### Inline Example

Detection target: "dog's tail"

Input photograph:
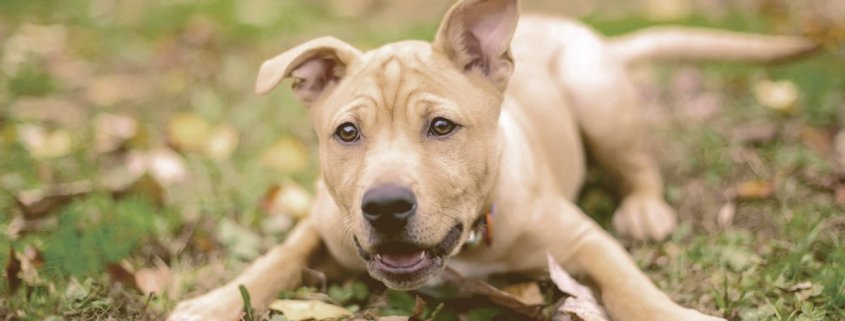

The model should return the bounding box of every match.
[607,26,820,65]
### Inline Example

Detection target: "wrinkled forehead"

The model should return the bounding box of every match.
[312,41,467,117]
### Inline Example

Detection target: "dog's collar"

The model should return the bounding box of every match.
[464,204,494,249]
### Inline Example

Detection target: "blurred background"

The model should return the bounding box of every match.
[1,0,844,320]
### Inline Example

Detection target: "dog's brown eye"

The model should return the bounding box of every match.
[428,117,457,137]
[335,123,360,143]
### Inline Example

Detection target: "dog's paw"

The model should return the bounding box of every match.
[168,288,244,321]
[612,194,677,241]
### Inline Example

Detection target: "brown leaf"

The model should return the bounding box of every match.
[5,247,21,294]
[411,295,427,319]
[441,267,545,319]
[502,282,544,306]
[734,180,776,200]
[801,125,834,156]
[15,181,93,220]
[107,262,138,290]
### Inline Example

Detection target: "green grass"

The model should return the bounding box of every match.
[1,1,844,320]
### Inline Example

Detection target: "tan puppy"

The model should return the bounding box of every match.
[169,1,816,320]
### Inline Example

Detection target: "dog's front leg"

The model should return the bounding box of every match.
[168,218,321,321]
[533,199,725,321]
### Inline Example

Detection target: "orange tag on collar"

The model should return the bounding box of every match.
[483,211,493,246]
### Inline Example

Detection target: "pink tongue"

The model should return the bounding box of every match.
[381,251,424,267]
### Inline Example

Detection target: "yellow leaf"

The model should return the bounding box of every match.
[268,299,352,321]
[501,282,544,306]
[735,180,775,200]
[753,80,799,113]
[261,137,310,174]
[17,125,74,159]
[168,113,210,152]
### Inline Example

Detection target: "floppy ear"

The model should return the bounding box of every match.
[432,0,519,92]
[255,36,361,106]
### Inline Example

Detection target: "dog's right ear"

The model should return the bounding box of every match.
[255,37,361,106]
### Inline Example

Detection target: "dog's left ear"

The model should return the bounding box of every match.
[433,0,519,92]
[255,36,361,106]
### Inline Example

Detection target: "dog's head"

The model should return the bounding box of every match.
[256,0,519,289]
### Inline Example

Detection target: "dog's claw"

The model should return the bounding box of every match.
[612,195,677,241]
[168,287,244,321]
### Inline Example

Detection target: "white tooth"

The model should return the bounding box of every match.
[418,252,425,259]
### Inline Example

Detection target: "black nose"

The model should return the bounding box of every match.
[361,185,416,232]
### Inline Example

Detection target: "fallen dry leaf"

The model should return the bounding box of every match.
[800,125,834,156]
[107,262,138,290]
[502,282,544,306]
[167,113,211,153]
[261,182,313,219]
[6,247,22,293]
[260,137,310,174]
[753,80,799,113]
[441,267,545,319]
[15,180,93,220]
[268,299,353,321]
[16,246,45,288]
[733,180,776,200]
[547,253,609,321]
[16,124,75,159]
[126,148,188,187]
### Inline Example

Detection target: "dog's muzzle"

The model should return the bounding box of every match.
[353,223,463,289]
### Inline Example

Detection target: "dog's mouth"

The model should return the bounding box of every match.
[354,223,463,289]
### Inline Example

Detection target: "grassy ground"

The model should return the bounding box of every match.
[1,0,844,320]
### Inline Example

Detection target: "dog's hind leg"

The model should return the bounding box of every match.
[553,31,676,241]
[168,219,321,321]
